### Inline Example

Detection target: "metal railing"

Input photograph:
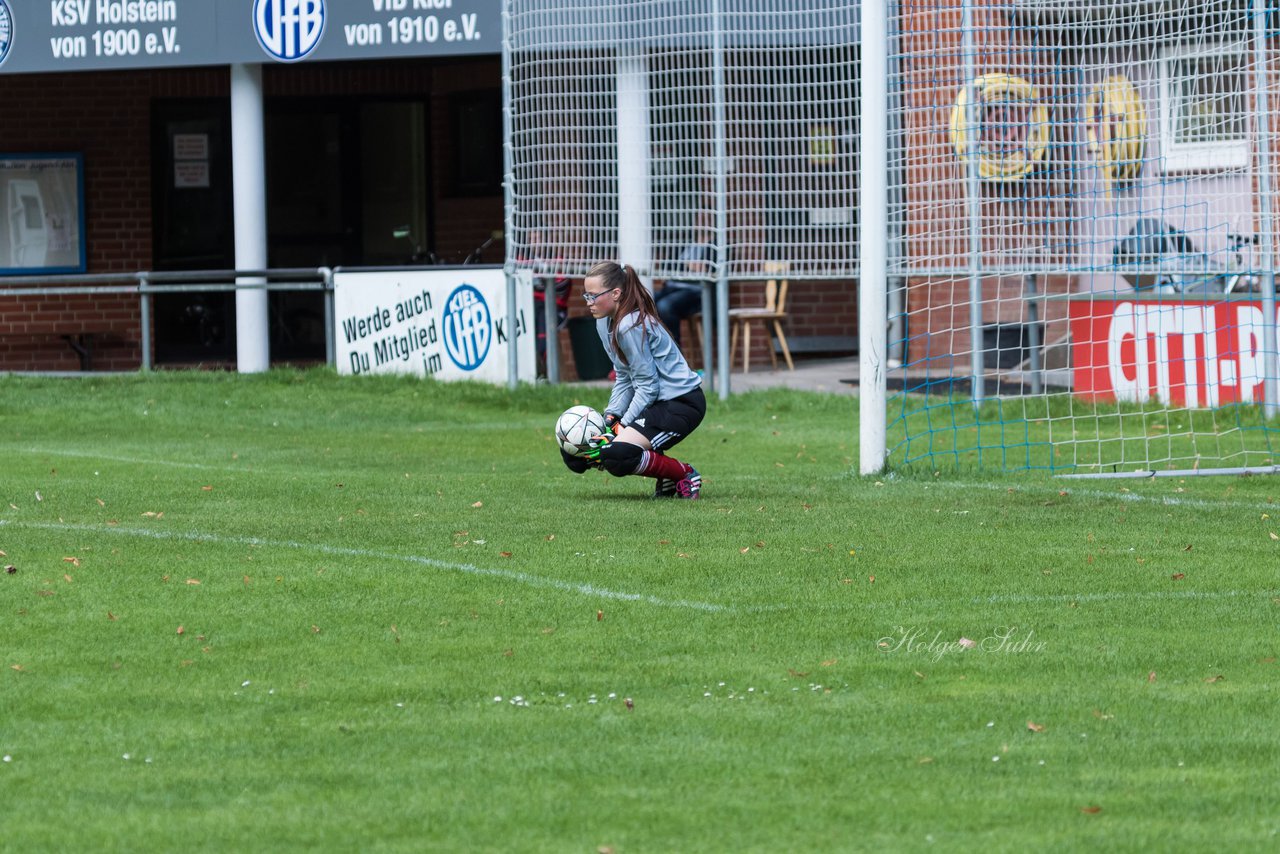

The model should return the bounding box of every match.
[0,268,334,370]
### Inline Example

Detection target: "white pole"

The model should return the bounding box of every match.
[502,2,519,390]
[1252,5,1279,417]
[617,48,653,288]
[961,0,984,406]
[711,0,730,399]
[231,63,270,373]
[860,0,889,475]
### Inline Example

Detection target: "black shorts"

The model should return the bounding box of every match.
[629,387,706,452]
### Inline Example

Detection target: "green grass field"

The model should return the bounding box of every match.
[2,370,1278,852]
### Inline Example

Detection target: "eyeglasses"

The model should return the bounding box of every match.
[582,288,616,304]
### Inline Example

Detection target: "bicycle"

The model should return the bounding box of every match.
[1127,232,1265,296]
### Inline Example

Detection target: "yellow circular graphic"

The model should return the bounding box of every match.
[1085,74,1146,188]
[949,73,1049,182]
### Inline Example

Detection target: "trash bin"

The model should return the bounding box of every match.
[567,316,612,380]
[1112,218,1196,290]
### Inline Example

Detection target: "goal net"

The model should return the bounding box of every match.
[885,0,1280,475]
[505,1,1280,475]
[503,1,859,387]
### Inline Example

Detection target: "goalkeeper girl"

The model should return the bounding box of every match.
[561,261,705,499]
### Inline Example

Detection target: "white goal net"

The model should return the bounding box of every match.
[880,0,1280,475]
[505,0,1280,475]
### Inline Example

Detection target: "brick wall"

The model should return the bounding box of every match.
[0,52,857,376]
[0,58,504,372]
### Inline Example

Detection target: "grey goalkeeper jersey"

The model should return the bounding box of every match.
[598,311,703,425]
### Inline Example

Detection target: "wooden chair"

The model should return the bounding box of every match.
[728,262,794,372]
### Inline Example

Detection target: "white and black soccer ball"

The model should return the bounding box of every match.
[555,405,607,456]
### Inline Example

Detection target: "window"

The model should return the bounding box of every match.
[450,90,502,196]
[1158,44,1249,172]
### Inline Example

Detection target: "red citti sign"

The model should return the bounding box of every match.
[1070,299,1279,407]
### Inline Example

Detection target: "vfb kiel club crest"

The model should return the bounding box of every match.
[0,0,13,69]
[254,0,325,63]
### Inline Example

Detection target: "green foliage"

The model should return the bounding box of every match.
[1,371,1278,851]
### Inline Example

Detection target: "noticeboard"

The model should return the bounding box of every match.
[0,153,86,275]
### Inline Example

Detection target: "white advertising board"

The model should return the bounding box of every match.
[333,267,534,384]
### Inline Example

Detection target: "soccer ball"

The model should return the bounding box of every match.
[555,405,607,456]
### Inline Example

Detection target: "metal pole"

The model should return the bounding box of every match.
[139,272,152,371]
[961,0,985,406]
[231,63,270,373]
[321,267,335,368]
[1253,3,1279,417]
[545,274,560,384]
[860,0,889,474]
[1026,274,1042,394]
[886,1,908,368]
[712,0,730,398]
[502,3,519,390]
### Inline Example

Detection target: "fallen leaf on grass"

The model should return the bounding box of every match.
[1027,720,1045,733]
[958,637,977,649]
[96,498,105,507]
[1148,671,1157,684]
[63,557,80,567]
[185,579,201,585]
[107,612,117,621]
[499,551,513,558]
[1271,532,1279,541]
[1171,573,1186,581]
[1204,674,1225,683]
[1092,709,1114,720]
[820,659,838,667]
[1079,806,1102,815]
[201,486,214,492]
[917,756,934,764]
[176,626,185,635]
[11,664,27,672]
[63,574,73,584]
[471,501,483,509]
[141,511,164,519]
[596,610,604,622]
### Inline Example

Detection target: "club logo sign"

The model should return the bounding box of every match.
[0,1,13,69]
[253,0,325,63]
[442,284,492,371]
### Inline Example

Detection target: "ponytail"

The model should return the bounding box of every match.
[586,261,669,366]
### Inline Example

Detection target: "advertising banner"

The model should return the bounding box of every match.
[1069,298,1280,408]
[0,0,498,75]
[333,267,534,384]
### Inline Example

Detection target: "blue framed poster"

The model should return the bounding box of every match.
[0,153,86,275]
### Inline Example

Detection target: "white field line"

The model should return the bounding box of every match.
[2,446,247,473]
[969,588,1265,606]
[929,478,1278,512]
[0,518,731,613]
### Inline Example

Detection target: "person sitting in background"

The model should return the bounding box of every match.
[517,229,572,376]
[654,231,715,349]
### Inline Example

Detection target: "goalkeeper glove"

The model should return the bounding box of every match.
[603,413,624,435]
